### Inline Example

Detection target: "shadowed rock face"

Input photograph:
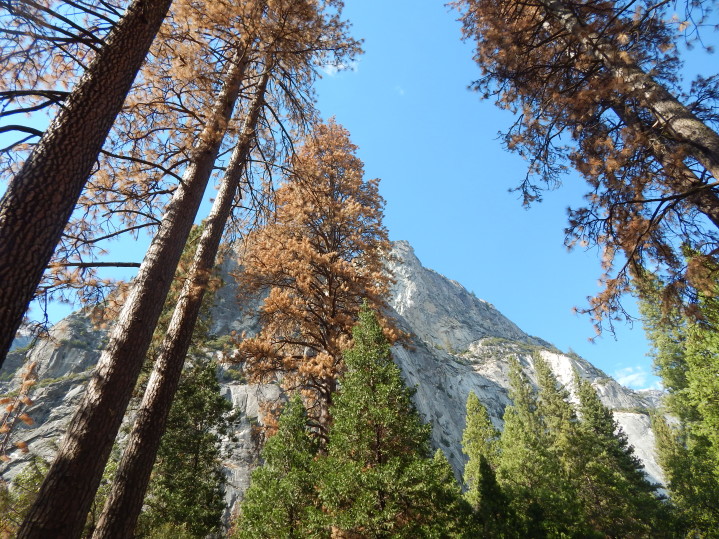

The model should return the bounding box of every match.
[1,241,664,519]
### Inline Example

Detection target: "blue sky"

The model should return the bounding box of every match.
[312,0,717,390]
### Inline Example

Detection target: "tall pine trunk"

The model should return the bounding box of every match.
[540,0,719,182]
[0,0,174,367]
[17,50,249,539]
[612,104,719,228]
[91,69,270,539]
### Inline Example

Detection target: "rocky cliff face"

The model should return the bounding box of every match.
[0,240,664,519]
[385,241,662,484]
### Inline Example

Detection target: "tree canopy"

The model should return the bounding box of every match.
[237,119,394,437]
[236,307,471,537]
[454,0,719,328]
[462,354,670,536]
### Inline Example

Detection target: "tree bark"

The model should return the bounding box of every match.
[0,0,174,367]
[91,69,269,539]
[612,103,719,228]
[540,0,719,181]
[16,50,249,539]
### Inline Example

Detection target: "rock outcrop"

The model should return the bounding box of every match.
[0,240,663,519]
[385,241,661,484]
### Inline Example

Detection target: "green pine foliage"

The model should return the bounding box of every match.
[137,360,236,537]
[235,306,470,537]
[637,276,692,422]
[427,449,476,538]
[497,356,585,537]
[638,269,719,533]
[0,455,48,536]
[464,355,671,537]
[574,376,670,536]
[652,412,719,535]
[461,392,512,535]
[142,522,197,539]
[234,395,323,539]
[318,306,470,537]
[683,296,719,478]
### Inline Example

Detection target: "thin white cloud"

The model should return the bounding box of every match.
[394,85,406,96]
[321,60,359,77]
[613,366,662,391]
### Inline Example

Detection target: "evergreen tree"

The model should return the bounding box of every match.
[638,269,719,532]
[683,295,719,477]
[238,120,394,438]
[494,355,672,536]
[92,70,269,537]
[119,225,229,538]
[427,449,477,538]
[574,376,670,536]
[652,412,719,535]
[461,392,511,535]
[21,4,359,534]
[317,306,467,537]
[138,359,235,538]
[637,276,692,421]
[532,352,586,537]
[453,0,719,326]
[0,456,48,536]
[20,48,251,538]
[0,0,174,367]
[234,395,322,539]
[497,357,581,537]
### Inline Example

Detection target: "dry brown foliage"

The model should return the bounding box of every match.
[3,0,360,318]
[1,0,125,175]
[234,119,394,438]
[454,0,719,331]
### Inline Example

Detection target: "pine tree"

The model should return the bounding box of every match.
[137,360,235,538]
[533,354,579,481]
[639,268,719,532]
[494,355,672,536]
[0,456,48,536]
[0,0,174,366]
[461,391,511,535]
[234,395,322,538]
[20,4,359,534]
[426,449,477,538]
[683,295,719,476]
[317,306,466,537]
[652,412,719,535]
[92,69,269,538]
[574,376,670,536]
[637,275,691,420]
[18,49,250,537]
[50,0,360,305]
[33,0,262,308]
[496,357,581,537]
[94,223,230,538]
[238,120,393,437]
[453,0,719,326]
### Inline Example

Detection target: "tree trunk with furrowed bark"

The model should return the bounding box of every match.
[540,0,719,182]
[16,50,249,539]
[91,69,269,539]
[0,0,174,368]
